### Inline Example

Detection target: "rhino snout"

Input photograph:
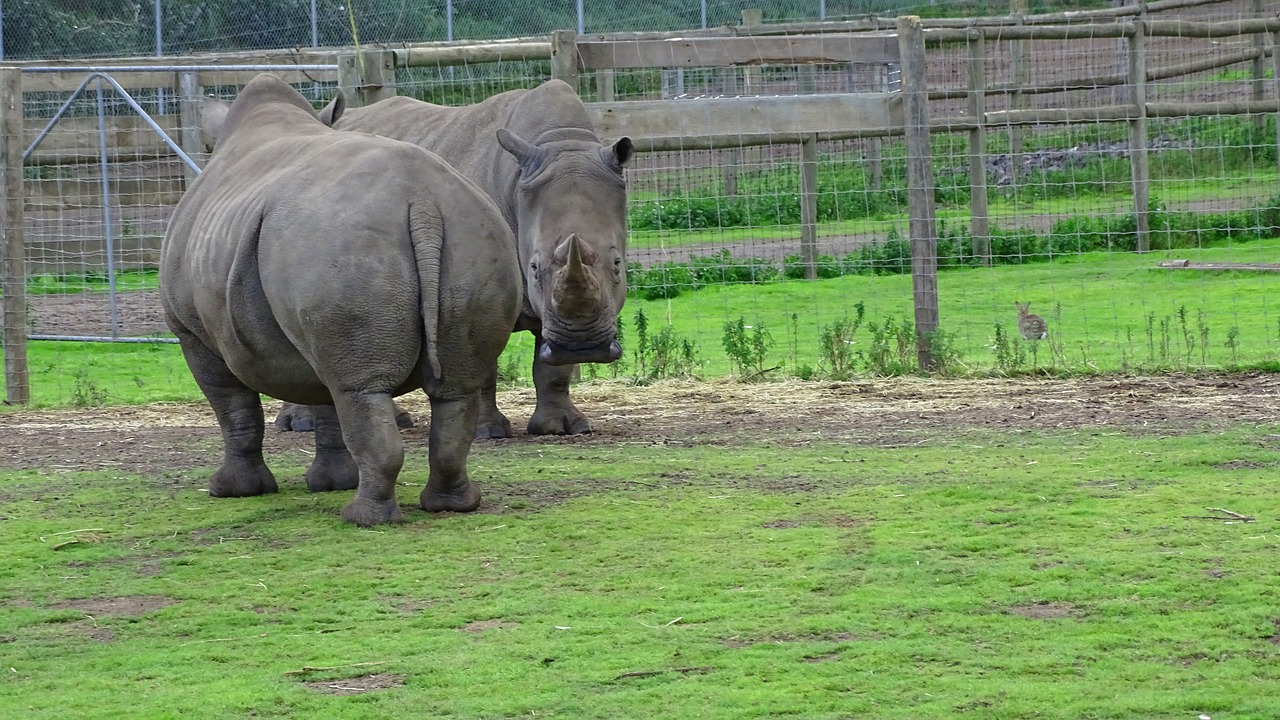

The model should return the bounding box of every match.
[539,338,622,365]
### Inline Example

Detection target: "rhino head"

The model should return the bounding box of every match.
[497,127,633,366]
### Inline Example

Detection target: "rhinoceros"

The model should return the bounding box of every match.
[274,79,632,438]
[161,74,522,526]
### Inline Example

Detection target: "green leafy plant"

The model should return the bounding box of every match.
[722,317,775,380]
[818,302,866,380]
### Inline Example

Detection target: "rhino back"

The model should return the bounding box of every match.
[164,132,515,401]
[335,80,594,228]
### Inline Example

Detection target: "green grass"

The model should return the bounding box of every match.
[4,239,1278,408]
[2,423,1279,718]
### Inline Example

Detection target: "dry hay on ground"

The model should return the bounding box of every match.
[0,374,1276,474]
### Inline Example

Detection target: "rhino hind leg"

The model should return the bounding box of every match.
[420,393,483,513]
[333,391,407,527]
[474,367,513,439]
[177,332,278,497]
[303,404,359,493]
[274,402,315,432]
[527,355,592,436]
[277,401,413,432]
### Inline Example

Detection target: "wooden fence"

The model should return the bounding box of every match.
[3,0,1280,402]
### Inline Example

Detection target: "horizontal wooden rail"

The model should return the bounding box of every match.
[574,35,899,70]
[393,42,552,67]
[927,45,1275,101]
[588,93,903,140]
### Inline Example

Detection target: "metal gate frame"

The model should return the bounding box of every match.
[20,65,336,344]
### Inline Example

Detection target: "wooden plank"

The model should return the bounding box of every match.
[587,93,903,140]
[1157,260,1280,271]
[898,16,939,372]
[799,134,819,280]
[575,35,900,70]
[25,236,164,275]
[395,41,551,67]
[1,67,28,404]
[23,115,185,164]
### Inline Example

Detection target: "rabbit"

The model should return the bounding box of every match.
[1016,301,1048,340]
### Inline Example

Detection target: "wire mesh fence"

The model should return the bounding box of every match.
[2,0,1278,406]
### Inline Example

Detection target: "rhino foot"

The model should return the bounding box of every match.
[527,409,592,436]
[420,481,482,513]
[208,457,278,498]
[394,409,415,429]
[340,496,404,527]
[304,452,359,493]
[475,419,513,440]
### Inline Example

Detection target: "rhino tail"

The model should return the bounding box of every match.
[408,198,444,381]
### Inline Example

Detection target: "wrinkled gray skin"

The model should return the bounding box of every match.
[162,74,521,526]
[276,79,633,439]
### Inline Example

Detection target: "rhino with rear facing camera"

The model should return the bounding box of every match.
[161,74,521,526]
[273,79,633,439]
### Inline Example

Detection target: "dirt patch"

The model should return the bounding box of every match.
[801,652,841,663]
[459,619,519,633]
[1214,460,1268,470]
[1008,602,1079,620]
[763,513,868,529]
[302,673,405,696]
[1,374,1277,482]
[51,595,177,617]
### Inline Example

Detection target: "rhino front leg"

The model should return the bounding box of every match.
[527,346,591,435]
[333,392,406,526]
[303,404,359,493]
[176,332,277,497]
[475,364,513,439]
[421,392,483,513]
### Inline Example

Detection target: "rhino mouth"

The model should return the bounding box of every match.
[539,338,622,365]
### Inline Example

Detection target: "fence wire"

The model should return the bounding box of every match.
[3,0,1279,405]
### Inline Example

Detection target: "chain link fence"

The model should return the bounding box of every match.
[0,1,1184,60]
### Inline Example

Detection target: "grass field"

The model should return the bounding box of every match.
[1,378,1278,719]
[5,238,1278,409]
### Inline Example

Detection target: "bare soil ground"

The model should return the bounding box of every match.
[1,374,1276,476]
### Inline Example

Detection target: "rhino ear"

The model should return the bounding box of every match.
[198,96,231,152]
[607,137,634,169]
[318,92,346,127]
[497,127,542,173]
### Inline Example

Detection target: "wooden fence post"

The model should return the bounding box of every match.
[177,71,201,184]
[1009,0,1029,186]
[968,29,991,266]
[1273,30,1280,179]
[800,133,819,280]
[897,16,939,372]
[1,67,28,405]
[1252,0,1265,130]
[338,49,397,108]
[1128,10,1151,252]
[551,30,580,92]
[867,64,884,192]
[740,10,764,172]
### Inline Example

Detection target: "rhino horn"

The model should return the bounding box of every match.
[552,234,601,318]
